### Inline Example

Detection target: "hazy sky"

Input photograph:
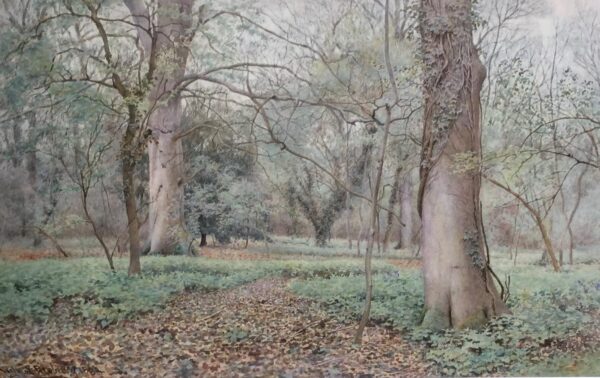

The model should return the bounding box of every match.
[549,0,600,17]
[537,0,600,36]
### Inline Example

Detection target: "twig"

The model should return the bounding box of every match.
[32,226,69,257]
[315,356,346,367]
[198,307,224,323]
[287,319,326,343]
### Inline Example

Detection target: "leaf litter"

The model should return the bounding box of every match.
[1,278,428,377]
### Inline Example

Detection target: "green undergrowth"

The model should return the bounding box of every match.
[0,256,395,326]
[289,265,600,376]
[520,350,600,376]
[249,236,416,259]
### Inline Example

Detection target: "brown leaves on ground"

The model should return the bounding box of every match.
[199,246,424,269]
[0,247,59,261]
[199,247,285,261]
[0,279,428,377]
[386,258,422,269]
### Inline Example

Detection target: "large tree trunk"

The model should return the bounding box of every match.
[147,119,186,255]
[124,0,192,255]
[146,1,193,255]
[418,0,507,330]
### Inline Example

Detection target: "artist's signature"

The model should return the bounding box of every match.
[1,365,101,375]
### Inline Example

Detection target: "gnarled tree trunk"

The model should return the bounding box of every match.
[418,0,508,329]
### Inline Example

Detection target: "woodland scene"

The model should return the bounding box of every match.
[1,0,600,376]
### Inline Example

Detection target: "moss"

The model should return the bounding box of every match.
[463,230,486,270]
[455,309,488,330]
[421,307,450,330]
[421,307,488,330]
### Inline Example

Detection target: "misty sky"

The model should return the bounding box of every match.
[541,0,600,34]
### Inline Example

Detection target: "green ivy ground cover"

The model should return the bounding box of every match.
[0,256,395,326]
[290,265,600,376]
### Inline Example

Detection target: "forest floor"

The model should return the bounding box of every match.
[0,245,428,377]
[1,278,426,377]
[1,241,600,377]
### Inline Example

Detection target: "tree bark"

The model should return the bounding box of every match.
[397,172,413,249]
[34,226,68,258]
[566,164,588,264]
[81,187,115,272]
[418,0,508,330]
[356,202,365,256]
[123,107,142,276]
[345,207,353,249]
[124,0,193,255]
[383,166,402,253]
[124,156,141,276]
[25,113,41,247]
[354,106,392,344]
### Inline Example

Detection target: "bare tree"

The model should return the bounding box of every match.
[484,174,561,272]
[58,116,116,271]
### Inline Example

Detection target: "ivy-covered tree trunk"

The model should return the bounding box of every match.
[123,107,142,276]
[418,0,508,329]
[314,223,331,247]
[286,168,347,248]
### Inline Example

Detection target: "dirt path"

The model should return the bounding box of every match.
[1,279,427,377]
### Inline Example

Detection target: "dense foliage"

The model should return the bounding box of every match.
[185,149,269,245]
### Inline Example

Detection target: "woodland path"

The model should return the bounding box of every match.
[1,277,428,377]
